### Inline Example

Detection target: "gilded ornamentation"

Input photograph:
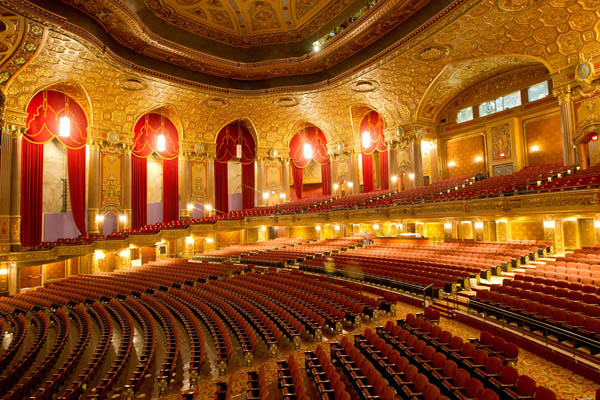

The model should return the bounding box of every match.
[413,45,450,62]
[115,76,148,91]
[273,97,298,107]
[491,124,512,161]
[250,1,279,30]
[351,80,379,92]
[209,9,234,30]
[101,153,122,208]
[496,0,547,11]
[556,30,583,55]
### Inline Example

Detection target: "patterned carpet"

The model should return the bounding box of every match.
[163,299,599,400]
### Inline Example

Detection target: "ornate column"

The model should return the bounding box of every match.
[0,125,13,249]
[87,141,101,234]
[543,218,564,254]
[207,157,215,209]
[5,111,27,249]
[556,88,577,166]
[121,145,132,229]
[282,158,290,200]
[350,152,360,194]
[180,154,191,219]
[411,137,424,187]
[256,158,265,206]
[428,139,440,183]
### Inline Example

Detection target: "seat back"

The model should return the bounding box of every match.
[516,375,537,396]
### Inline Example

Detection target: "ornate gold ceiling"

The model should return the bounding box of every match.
[11,0,440,87]
[2,0,600,153]
[146,0,353,44]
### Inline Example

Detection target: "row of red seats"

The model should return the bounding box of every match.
[277,355,309,400]
[246,365,268,400]
[304,344,351,400]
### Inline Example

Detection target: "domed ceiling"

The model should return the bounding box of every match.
[17,0,455,88]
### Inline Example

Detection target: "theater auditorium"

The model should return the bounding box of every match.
[0,0,599,399]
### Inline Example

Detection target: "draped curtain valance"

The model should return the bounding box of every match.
[25,90,87,148]
[360,110,387,154]
[215,124,255,164]
[289,126,329,168]
[132,113,179,159]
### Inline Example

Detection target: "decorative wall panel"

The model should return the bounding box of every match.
[100,152,122,208]
[190,161,208,202]
[445,134,485,178]
[524,113,562,166]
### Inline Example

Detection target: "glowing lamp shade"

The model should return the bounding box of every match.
[204,204,212,211]
[205,237,214,243]
[59,116,71,137]
[444,223,452,229]
[591,134,598,142]
[187,203,194,210]
[262,192,269,200]
[408,173,415,180]
[543,220,555,229]
[448,161,456,167]
[361,131,371,149]
[236,143,242,159]
[391,175,398,183]
[303,143,313,160]
[347,181,353,188]
[333,183,339,190]
[499,152,506,158]
[279,193,285,199]
[156,134,166,152]
[594,220,600,228]
[119,215,127,223]
[312,41,321,52]
[315,225,321,231]
[260,225,267,231]
[474,222,484,229]
[475,156,483,162]
[530,145,540,152]
[373,224,380,230]
[334,225,340,231]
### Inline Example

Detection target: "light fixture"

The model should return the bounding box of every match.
[262,192,269,200]
[391,175,398,183]
[408,173,415,180]
[499,152,506,158]
[204,204,212,211]
[303,143,313,160]
[260,225,267,232]
[333,183,339,190]
[312,41,321,52]
[591,134,598,142]
[347,181,353,188]
[279,193,285,199]
[119,215,127,223]
[185,236,194,245]
[474,222,484,229]
[444,223,452,229]
[334,225,340,231]
[119,249,130,257]
[205,237,214,243]
[96,215,105,223]
[361,131,371,149]
[543,220,555,229]
[475,156,483,162]
[448,161,456,167]
[236,143,242,159]
[530,145,539,152]
[0,268,7,276]
[594,220,600,228]
[397,223,403,230]
[373,224,380,230]
[187,203,194,211]
[157,134,166,152]
[59,116,70,137]
[315,225,321,231]
[94,250,105,260]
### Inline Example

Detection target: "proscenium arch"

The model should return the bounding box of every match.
[415,54,553,125]
[25,81,94,133]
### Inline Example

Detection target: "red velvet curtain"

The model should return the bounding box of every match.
[215,124,256,210]
[67,147,86,235]
[131,155,147,229]
[321,163,331,195]
[21,140,44,247]
[362,153,374,193]
[242,162,255,209]
[162,157,178,222]
[292,164,303,199]
[380,150,389,190]
[214,160,229,214]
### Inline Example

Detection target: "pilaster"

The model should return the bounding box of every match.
[87,141,101,234]
[556,88,577,166]
[282,158,290,201]
[121,145,132,229]
[180,154,191,219]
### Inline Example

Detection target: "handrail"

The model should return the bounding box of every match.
[422,283,434,307]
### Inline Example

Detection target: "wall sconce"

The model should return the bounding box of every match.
[448,161,456,167]
[185,236,194,245]
[315,225,321,231]
[499,152,506,158]
[475,156,483,162]
[205,237,214,243]
[444,223,452,229]
[530,145,539,152]
[408,173,415,180]
[334,225,340,231]
[119,215,127,223]
[262,192,269,200]
[373,224,380,230]
[187,203,194,211]
[391,175,398,183]
[204,204,212,211]
[474,222,484,229]
[333,183,339,190]
[594,220,600,228]
[119,249,130,257]
[279,193,285,199]
[260,226,267,232]
[346,181,353,188]
[94,250,105,260]
[96,215,105,223]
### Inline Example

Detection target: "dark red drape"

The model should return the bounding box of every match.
[21,140,44,247]
[321,163,331,195]
[67,147,86,235]
[292,164,303,199]
[242,162,255,209]
[362,153,374,193]
[162,157,178,222]
[380,150,389,190]
[131,155,147,229]
[289,127,329,168]
[214,160,229,214]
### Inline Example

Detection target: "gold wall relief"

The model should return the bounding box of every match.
[490,123,512,161]
[100,152,123,208]
[190,161,208,202]
[265,163,282,191]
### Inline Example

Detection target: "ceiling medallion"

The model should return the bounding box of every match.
[115,76,147,91]
[414,45,450,62]
[273,97,299,107]
[203,98,228,108]
[351,80,379,92]
[496,0,546,11]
